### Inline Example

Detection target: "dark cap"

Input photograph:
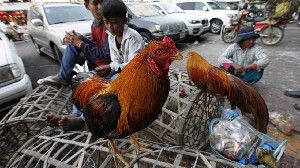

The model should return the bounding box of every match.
[236,26,260,43]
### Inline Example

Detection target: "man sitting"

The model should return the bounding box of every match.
[218,26,270,85]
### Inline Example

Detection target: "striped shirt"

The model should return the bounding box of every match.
[218,43,270,70]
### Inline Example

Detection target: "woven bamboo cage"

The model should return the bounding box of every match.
[0,85,72,166]
[0,70,224,166]
[146,70,224,150]
[6,129,245,168]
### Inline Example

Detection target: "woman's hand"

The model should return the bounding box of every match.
[232,63,245,74]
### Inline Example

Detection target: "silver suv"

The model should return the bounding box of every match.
[27,3,93,62]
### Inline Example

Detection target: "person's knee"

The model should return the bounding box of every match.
[242,70,263,84]
[65,44,79,54]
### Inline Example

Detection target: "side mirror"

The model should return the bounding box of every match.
[202,6,208,11]
[31,18,43,26]
[159,10,166,15]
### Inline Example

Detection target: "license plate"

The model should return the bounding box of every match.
[180,32,185,39]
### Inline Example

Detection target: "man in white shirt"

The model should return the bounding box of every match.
[95,0,144,80]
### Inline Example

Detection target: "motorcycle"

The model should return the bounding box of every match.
[221,12,285,46]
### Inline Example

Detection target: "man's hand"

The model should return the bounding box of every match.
[95,65,111,77]
[62,31,83,45]
[62,31,74,45]
[71,35,83,48]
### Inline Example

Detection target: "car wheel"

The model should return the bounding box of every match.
[52,44,63,62]
[210,19,223,34]
[140,32,152,44]
[31,38,44,56]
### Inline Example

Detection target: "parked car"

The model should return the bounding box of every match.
[149,2,209,37]
[176,0,238,34]
[126,3,188,43]
[27,3,93,62]
[0,32,32,112]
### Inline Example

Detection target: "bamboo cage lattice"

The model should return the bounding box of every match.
[6,129,245,168]
[0,70,225,167]
[0,85,72,166]
[146,70,224,150]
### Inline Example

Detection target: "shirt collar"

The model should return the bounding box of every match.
[93,20,103,27]
[106,24,130,41]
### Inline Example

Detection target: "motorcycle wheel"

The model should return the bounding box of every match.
[260,26,284,46]
[222,29,238,43]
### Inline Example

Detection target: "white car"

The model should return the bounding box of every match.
[27,3,93,62]
[150,2,209,37]
[176,0,238,34]
[0,32,32,112]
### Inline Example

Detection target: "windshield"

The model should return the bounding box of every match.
[159,3,185,14]
[207,2,222,10]
[127,4,161,17]
[44,6,93,25]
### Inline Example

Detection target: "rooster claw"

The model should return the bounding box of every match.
[129,135,155,155]
[108,139,130,167]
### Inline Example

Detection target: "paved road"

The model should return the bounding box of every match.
[14,40,60,89]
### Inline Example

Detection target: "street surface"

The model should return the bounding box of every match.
[14,23,300,161]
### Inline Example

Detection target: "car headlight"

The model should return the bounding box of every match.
[188,20,201,24]
[155,25,161,31]
[227,14,234,18]
[0,64,22,84]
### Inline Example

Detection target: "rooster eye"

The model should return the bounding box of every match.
[155,49,163,55]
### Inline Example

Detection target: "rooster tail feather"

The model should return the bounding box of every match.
[72,76,110,109]
[187,51,269,133]
[228,76,269,133]
[71,72,95,91]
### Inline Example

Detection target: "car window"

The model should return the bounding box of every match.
[29,7,42,21]
[159,3,185,14]
[177,2,195,10]
[207,2,222,10]
[127,4,161,17]
[194,2,206,10]
[44,6,93,25]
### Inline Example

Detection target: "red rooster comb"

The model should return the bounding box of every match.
[163,36,177,53]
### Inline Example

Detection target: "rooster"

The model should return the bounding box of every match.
[186,51,269,133]
[72,36,182,166]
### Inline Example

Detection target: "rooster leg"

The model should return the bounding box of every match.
[129,135,155,155]
[108,139,130,167]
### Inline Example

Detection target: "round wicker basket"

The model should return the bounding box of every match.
[146,70,224,150]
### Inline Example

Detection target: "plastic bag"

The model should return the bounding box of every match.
[210,116,259,160]
[269,112,294,135]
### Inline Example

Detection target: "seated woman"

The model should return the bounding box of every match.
[218,26,270,85]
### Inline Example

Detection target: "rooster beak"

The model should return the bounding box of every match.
[171,52,183,61]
